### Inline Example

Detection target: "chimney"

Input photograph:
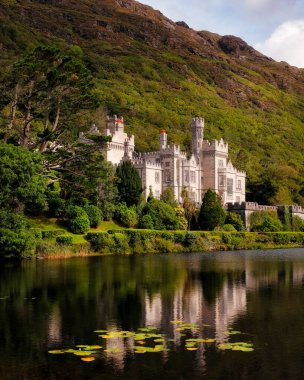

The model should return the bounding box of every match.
[160,130,167,149]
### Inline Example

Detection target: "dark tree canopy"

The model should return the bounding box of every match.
[198,189,226,231]
[116,160,143,206]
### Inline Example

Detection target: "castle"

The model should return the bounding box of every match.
[82,115,246,205]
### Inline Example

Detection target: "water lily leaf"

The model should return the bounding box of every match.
[48,350,66,354]
[76,345,88,348]
[225,330,242,335]
[231,346,254,352]
[186,347,198,351]
[84,345,102,350]
[153,338,164,343]
[170,320,183,324]
[137,341,146,345]
[94,330,108,333]
[218,344,233,350]
[73,351,95,356]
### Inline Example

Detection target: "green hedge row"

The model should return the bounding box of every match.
[85,230,304,254]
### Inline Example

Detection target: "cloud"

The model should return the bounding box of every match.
[255,20,304,68]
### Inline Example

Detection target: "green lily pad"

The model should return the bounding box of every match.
[48,350,66,354]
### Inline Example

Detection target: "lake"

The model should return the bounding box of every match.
[1,249,304,380]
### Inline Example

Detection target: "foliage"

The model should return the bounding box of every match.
[56,235,73,245]
[0,142,47,212]
[46,182,66,217]
[0,209,36,258]
[250,211,283,232]
[222,224,237,232]
[116,160,143,206]
[225,212,245,231]
[139,199,179,230]
[174,206,188,230]
[66,205,90,234]
[198,190,226,231]
[114,203,138,228]
[161,188,177,207]
[84,204,102,228]
[100,201,116,221]
[291,216,304,232]
[181,187,197,230]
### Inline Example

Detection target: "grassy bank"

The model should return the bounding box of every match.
[28,218,304,258]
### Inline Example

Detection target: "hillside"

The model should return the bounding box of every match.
[0,0,304,205]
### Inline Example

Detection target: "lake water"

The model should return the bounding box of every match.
[1,249,304,380]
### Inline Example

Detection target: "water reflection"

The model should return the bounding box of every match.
[1,249,304,380]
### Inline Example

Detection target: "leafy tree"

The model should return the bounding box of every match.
[161,188,177,207]
[0,142,47,212]
[84,204,102,228]
[139,199,179,230]
[198,189,226,231]
[1,45,99,150]
[251,216,283,232]
[174,205,187,230]
[0,210,36,258]
[116,160,143,206]
[181,187,197,230]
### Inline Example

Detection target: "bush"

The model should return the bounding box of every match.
[139,199,179,230]
[86,232,113,251]
[101,202,115,221]
[84,204,102,228]
[139,214,154,229]
[41,229,66,239]
[251,216,283,232]
[222,224,237,231]
[29,228,42,239]
[66,205,90,234]
[292,216,304,232]
[225,213,245,231]
[112,233,130,254]
[0,210,37,258]
[114,203,138,228]
[56,235,73,245]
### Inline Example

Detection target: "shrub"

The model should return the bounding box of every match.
[112,233,130,254]
[114,203,138,228]
[139,199,179,230]
[101,202,115,221]
[139,214,154,229]
[184,232,197,247]
[222,224,237,231]
[66,205,90,234]
[225,212,245,231]
[29,228,42,239]
[41,229,66,239]
[198,189,226,230]
[84,204,102,228]
[251,216,283,232]
[56,235,73,245]
[86,232,113,251]
[292,216,304,232]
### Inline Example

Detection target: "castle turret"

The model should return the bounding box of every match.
[160,130,167,150]
[106,115,125,134]
[191,117,204,154]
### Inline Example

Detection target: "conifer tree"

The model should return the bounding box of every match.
[198,189,226,230]
[116,160,143,206]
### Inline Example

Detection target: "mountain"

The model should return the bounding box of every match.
[0,0,304,205]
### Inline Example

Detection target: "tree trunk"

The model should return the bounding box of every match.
[21,81,34,147]
[4,83,19,143]
[39,99,61,153]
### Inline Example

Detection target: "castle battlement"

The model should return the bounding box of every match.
[202,138,228,152]
[227,202,277,212]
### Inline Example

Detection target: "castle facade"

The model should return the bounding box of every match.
[85,115,246,205]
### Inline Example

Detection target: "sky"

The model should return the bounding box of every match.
[141,0,304,68]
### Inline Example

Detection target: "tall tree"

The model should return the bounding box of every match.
[1,45,99,151]
[198,189,226,231]
[116,160,143,206]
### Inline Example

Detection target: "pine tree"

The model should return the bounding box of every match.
[116,160,143,206]
[198,189,226,230]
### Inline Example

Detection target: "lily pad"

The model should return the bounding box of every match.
[48,350,66,354]
[81,357,96,362]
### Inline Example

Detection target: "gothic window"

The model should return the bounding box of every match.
[237,180,242,190]
[155,172,160,183]
[190,171,196,183]
[165,170,171,182]
[165,162,170,167]
[227,178,233,196]
[184,170,189,182]
[218,175,225,187]
[218,159,224,167]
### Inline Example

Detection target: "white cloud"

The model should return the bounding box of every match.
[255,20,304,68]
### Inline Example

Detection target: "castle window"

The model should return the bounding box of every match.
[236,196,241,203]
[165,162,170,167]
[218,175,225,187]
[155,190,160,199]
[227,178,233,196]
[237,180,242,190]
[218,159,224,167]
[165,170,171,182]
[155,172,160,183]
[184,171,189,182]
[190,171,196,183]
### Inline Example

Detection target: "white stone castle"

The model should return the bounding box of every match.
[82,115,246,205]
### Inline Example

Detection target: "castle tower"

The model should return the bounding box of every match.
[191,117,204,155]
[106,115,125,134]
[160,130,167,150]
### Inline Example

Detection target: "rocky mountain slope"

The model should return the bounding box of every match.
[0,0,303,205]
